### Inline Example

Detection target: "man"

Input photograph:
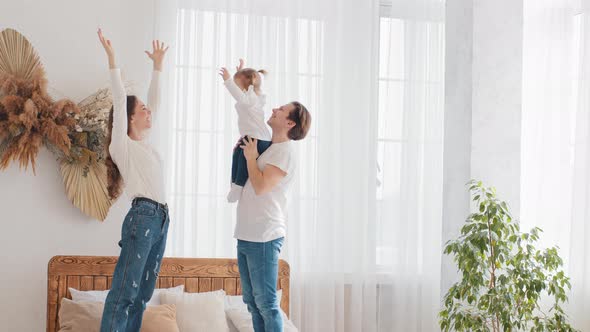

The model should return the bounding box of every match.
[236,101,311,332]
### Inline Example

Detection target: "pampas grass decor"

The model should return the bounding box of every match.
[0,28,78,172]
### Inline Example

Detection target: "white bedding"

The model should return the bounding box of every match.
[67,287,298,331]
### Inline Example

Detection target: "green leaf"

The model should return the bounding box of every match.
[438,180,578,331]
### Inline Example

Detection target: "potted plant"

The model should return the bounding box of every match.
[439,180,576,331]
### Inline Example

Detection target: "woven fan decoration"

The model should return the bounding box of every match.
[60,152,111,222]
[0,28,114,221]
[0,28,44,80]
[59,87,114,221]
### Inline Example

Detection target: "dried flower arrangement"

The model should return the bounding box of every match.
[0,29,78,172]
[59,87,114,221]
[0,28,115,221]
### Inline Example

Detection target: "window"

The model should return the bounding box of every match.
[166,3,445,272]
[375,4,445,268]
[168,8,323,257]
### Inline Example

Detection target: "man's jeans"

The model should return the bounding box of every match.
[237,237,284,332]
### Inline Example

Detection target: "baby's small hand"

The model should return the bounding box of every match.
[236,58,245,72]
[219,67,230,81]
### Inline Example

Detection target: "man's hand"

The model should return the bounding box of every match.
[240,136,259,161]
[234,137,243,151]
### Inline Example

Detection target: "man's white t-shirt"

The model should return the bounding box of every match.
[234,141,296,242]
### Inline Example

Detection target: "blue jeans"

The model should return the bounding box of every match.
[232,136,272,186]
[237,237,284,332]
[100,198,170,332]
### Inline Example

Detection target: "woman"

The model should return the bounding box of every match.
[97,29,170,332]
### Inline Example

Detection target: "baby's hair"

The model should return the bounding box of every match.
[235,68,267,90]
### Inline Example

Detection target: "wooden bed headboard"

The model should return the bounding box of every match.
[47,256,290,332]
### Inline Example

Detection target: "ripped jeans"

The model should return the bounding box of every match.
[100,197,170,332]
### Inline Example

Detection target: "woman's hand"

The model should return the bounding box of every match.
[219,67,231,81]
[240,136,259,162]
[97,28,116,69]
[145,40,169,72]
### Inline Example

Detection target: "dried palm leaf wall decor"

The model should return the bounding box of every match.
[0,28,44,80]
[0,28,113,221]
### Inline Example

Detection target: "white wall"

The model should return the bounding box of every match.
[442,0,524,297]
[0,1,156,330]
[442,0,473,295]
[471,0,523,217]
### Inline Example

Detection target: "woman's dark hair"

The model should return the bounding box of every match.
[106,95,137,200]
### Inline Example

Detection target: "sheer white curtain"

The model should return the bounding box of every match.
[376,1,445,331]
[152,0,445,330]
[569,3,590,327]
[521,0,590,329]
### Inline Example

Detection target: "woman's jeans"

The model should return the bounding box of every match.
[100,198,170,332]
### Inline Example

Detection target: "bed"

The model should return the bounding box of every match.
[46,255,290,332]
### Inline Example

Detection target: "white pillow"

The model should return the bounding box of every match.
[161,290,230,332]
[58,298,180,332]
[225,293,263,332]
[69,285,184,306]
[227,317,239,332]
[224,290,282,309]
[223,290,298,332]
[225,307,298,332]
